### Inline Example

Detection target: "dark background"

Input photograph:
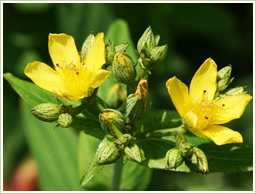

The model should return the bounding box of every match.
[3,3,254,191]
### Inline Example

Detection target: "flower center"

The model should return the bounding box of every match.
[191,90,226,129]
[54,60,88,95]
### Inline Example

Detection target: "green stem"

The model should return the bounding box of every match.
[143,126,182,138]
[111,155,123,191]
[70,99,92,116]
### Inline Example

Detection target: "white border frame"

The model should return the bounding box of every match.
[1,1,255,194]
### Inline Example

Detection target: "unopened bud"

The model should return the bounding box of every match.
[219,86,248,98]
[217,65,233,92]
[126,79,149,122]
[105,41,115,65]
[57,113,73,128]
[99,109,125,136]
[31,103,69,122]
[113,53,136,87]
[137,26,155,57]
[185,147,209,174]
[81,33,94,58]
[166,147,184,169]
[124,143,145,163]
[98,141,121,165]
[114,134,133,147]
[115,42,129,53]
[154,35,160,46]
[179,140,194,157]
[106,83,127,111]
[149,44,168,64]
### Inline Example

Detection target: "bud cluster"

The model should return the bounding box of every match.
[137,26,168,70]
[31,102,73,128]
[166,138,209,174]
[215,65,248,98]
[98,108,145,165]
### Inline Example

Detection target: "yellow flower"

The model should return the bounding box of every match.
[25,33,111,101]
[166,58,252,145]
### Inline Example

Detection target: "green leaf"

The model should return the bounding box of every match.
[20,100,84,191]
[136,109,182,134]
[71,116,105,140]
[3,73,79,107]
[78,133,152,190]
[79,136,108,186]
[200,143,253,173]
[137,137,253,173]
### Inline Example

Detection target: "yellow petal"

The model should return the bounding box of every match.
[87,69,111,89]
[213,94,252,124]
[189,58,217,103]
[85,32,106,73]
[183,110,204,138]
[48,33,80,66]
[202,125,243,145]
[24,61,75,101]
[166,76,190,117]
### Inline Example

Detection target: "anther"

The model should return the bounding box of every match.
[76,72,79,75]
[205,116,209,119]
[56,63,59,67]
[222,104,225,107]
[203,90,207,93]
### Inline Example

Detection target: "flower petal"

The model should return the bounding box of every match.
[213,94,252,124]
[48,33,80,66]
[166,76,190,117]
[202,125,243,145]
[87,69,111,89]
[85,32,106,73]
[189,58,217,103]
[183,110,204,138]
[24,61,75,101]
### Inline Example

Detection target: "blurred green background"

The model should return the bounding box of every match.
[3,3,253,191]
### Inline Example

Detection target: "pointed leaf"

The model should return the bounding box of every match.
[21,100,84,191]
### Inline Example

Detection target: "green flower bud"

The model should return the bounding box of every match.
[219,86,247,98]
[99,109,126,136]
[31,103,69,122]
[126,79,150,122]
[179,140,194,157]
[57,113,73,128]
[114,134,133,147]
[113,53,136,87]
[217,65,233,92]
[105,41,115,65]
[81,33,94,58]
[166,147,184,169]
[149,44,168,64]
[115,42,129,53]
[137,26,155,57]
[154,34,160,46]
[98,140,121,165]
[124,143,145,163]
[106,83,127,111]
[185,147,209,174]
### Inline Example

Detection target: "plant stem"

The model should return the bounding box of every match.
[111,155,123,191]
